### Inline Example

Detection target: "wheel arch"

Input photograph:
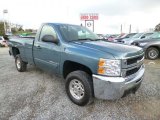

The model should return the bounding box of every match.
[12,47,20,58]
[146,45,160,51]
[63,60,93,79]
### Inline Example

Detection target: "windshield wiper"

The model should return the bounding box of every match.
[78,38,105,41]
[68,38,94,42]
[68,38,103,42]
[78,38,95,41]
[94,38,105,41]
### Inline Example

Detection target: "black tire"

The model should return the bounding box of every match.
[65,70,93,106]
[15,54,27,72]
[146,47,159,60]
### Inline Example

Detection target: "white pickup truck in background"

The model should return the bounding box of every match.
[0,36,8,47]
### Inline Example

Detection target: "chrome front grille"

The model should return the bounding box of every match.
[121,53,144,78]
[122,53,144,69]
[126,66,141,76]
[121,64,142,77]
[127,55,144,65]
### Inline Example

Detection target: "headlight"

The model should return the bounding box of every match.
[98,58,121,76]
[139,42,147,46]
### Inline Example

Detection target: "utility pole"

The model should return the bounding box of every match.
[129,24,131,33]
[120,24,122,34]
[3,9,9,35]
[3,10,8,35]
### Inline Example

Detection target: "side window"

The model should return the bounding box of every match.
[40,25,57,41]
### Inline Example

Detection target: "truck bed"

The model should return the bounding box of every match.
[9,37,35,64]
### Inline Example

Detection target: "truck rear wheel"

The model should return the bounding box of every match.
[15,54,27,72]
[146,47,159,60]
[65,70,93,106]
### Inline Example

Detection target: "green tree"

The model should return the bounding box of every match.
[18,27,24,31]
[25,29,32,32]
[0,22,5,36]
[11,27,17,34]
[155,23,160,31]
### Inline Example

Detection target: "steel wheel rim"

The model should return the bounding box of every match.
[69,79,85,100]
[16,58,21,69]
[149,50,158,59]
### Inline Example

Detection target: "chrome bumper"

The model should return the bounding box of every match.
[93,65,145,100]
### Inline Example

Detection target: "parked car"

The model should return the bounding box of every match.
[0,36,7,47]
[106,34,119,41]
[97,34,105,39]
[121,32,153,45]
[8,23,145,106]
[114,33,137,43]
[131,32,160,60]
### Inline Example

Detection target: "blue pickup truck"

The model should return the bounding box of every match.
[8,23,145,106]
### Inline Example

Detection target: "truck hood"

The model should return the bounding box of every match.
[73,40,143,59]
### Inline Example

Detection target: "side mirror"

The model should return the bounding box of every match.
[42,35,58,44]
[141,36,145,39]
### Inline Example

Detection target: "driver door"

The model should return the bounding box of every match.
[33,25,61,74]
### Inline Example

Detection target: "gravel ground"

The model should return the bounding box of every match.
[0,47,160,120]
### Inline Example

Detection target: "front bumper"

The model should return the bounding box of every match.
[93,65,145,100]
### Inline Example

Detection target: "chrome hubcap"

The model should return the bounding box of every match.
[149,50,158,59]
[16,58,21,69]
[69,79,84,100]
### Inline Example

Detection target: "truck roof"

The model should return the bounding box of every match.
[43,23,78,26]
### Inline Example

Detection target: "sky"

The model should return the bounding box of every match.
[0,0,160,34]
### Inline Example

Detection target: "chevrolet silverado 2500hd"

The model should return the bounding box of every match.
[8,23,145,106]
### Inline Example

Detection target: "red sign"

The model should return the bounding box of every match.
[80,13,99,21]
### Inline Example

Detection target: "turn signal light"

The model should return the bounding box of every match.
[98,58,105,67]
[98,67,105,74]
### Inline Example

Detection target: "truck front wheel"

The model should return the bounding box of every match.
[65,70,93,106]
[15,54,27,72]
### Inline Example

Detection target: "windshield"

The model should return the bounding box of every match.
[125,33,136,38]
[58,24,99,42]
[148,32,160,39]
[132,33,143,38]
[119,33,136,39]
[144,33,153,38]
[116,34,125,39]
